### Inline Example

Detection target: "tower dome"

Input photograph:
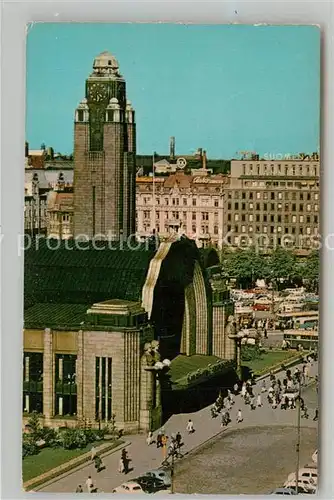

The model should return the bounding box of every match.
[92,51,121,77]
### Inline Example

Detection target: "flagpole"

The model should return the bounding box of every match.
[152,152,156,234]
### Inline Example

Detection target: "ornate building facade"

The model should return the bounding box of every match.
[73,52,136,241]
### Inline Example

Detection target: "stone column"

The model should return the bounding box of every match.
[139,360,153,431]
[24,355,30,382]
[76,330,84,421]
[98,357,103,422]
[43,328,54,421]
[105,358,109,423]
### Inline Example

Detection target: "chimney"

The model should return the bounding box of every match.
[170,136,175,160]
[25,141,29,158]
[202,150,207,170]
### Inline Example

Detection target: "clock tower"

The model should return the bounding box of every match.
[73,51,136,241]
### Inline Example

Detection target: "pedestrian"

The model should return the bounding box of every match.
[241,382,247,398]
[225,397,232,411]
[94,454,104,473]
[234,382,239,395]
[236,409,243,423]
[118,457,125,473]
[261,380,267,393]
[186,419,195,434]
[250,397,256,410]
[146,431,153,446]
[313,408,319,421]
[91,445,97,461]
[75,485,83,493]
[156,430,163,448]
[85,476,94,493]
[176,431,182,449]
[161,434,168,459]
[257,394,262,407]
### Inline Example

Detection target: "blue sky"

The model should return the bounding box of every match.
[26,23,320,158]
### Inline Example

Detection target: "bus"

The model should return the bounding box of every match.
[283,329,318,350]
[276,311,319,330]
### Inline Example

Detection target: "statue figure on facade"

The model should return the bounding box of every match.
[143,341,161,366]
[226,315,238,337]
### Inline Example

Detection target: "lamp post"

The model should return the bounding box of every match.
[295,380,302,494]
[228,330,244,379]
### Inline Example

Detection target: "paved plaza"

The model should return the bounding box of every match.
[37,361,318,494]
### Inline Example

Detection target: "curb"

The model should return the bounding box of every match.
[25,440,130,492]
[255,352,315,381]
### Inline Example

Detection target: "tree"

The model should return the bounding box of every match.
[266,248,296,289]
[301,251,319,293]
[224,247,266,288]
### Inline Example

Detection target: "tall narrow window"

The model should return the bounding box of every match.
[95,357,113,422]
[23,352,43,414]
[55,354,77,416]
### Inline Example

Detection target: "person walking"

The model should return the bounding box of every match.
[241,382,247,398]
[91,446,97,462]
[261,380,266,393]
[236,409,243,423]
[75,485,83,493]
[313,408,319,421]
[175,431,182,450]
[186,419,195,434]
[156,430,163,448]
[233,382,239,395]
[250,397,256,410]
[146,431,154,446]
[94,454,104,473]
[161,434,168,459]
[85,476,94,493]
[227,389,234,404]
[257,394,262,407]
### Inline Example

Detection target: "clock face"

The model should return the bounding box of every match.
[87,83,109,103]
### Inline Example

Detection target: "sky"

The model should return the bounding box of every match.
[26,23,320,158]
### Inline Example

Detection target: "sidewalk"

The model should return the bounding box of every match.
[38,360,318,493]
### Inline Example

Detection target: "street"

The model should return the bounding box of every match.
[37,361,318,494]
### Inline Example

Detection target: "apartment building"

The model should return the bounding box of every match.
[223,159,320,250]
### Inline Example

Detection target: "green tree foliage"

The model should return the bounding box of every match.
[265,248,296,288]
[224,247,267,288]
[301,250,319,292]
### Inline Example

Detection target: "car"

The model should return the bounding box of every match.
[112,482,145,494]
[271,487,297,495]
[284,479,316,493]
[312,450,318,464]
[145,469,172,487]
[286,468,318,486]
[134,476,166,493]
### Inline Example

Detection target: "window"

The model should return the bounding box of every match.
[192,199,196,206]
[263,214,267,222]
[235,214,239,222]
[214,226,218,235]
[256,203,260,210]
[256,214,260,222]
[292,215,297,223]
[299,204,304,211]
[23,353,43,414]
[183,198,187,206]
[228,192,232,199]
[306,227,311,235]
[95,357,113,421]
[285,215,289,223]
[234,225,239,232]
[307,204,311,211]
[249,214,253,222]
[315,204,318,211]
[300,215,304,223]
[263,192,268,200]
[249,192,253,199]
[227,214,231,221]
[249,202,253,209]
[277,226,282,233]
[300,227,304,234]
[307,193,311,201]
[278,192,283,200]
[270,226,275,234]
[235,192,239,199]
[156,211,160,219]
[183,212,187,219]
[172,211,179,219]
[270,215,275,222]
[314,215,318,223]
[306,216,311,223]
[271,192,275,200]
[192,224,196,233]
[192,213,196,221]
[242,203,246,210]
[241,214,246,221]
[271,203,275,211]
[144,210,150,219]
[202,212,209,221]
[55,354,77,416]
[263,203,267,211]
[277,215,281,222]
[214,200,219,207]
[315,193,319,201]
[165,211,168,219]
[292,193,296,200]
[292,204,296,211]
[242,193,246,199]
[256,192,261,199]
[249,226,253,232]
[234,202,239,210]
[227,225,231,232]
[300,193,304,200]
[285,227,289,234]
[292,227,296,234]
[165,198,169,206]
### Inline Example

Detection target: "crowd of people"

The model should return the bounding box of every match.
[74,356,317,494]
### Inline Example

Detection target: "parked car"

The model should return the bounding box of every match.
[271,487,297,495]
[112,482,144,494]
[284,479,316,493]
[312,450,318,464]
[134,476,166,493]
[286,468,318,486]
[144,469,171,487]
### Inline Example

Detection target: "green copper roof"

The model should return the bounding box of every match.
[24,303,89,330]
[24,240,156,309]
